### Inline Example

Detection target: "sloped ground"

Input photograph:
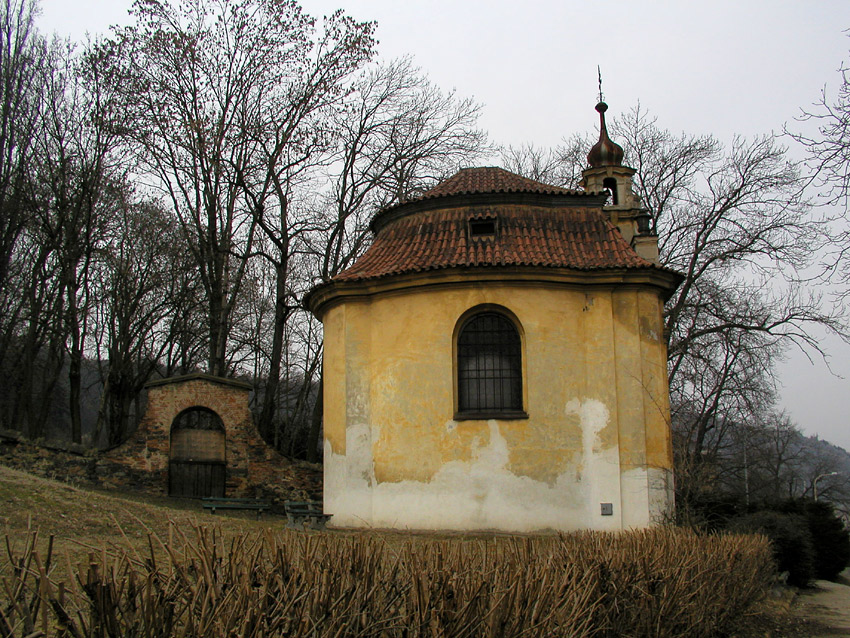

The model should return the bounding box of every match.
[0,464,276,580]
[0,432,324,509]
[695,567,850,637]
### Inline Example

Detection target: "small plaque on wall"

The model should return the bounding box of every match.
[601,503,613,516]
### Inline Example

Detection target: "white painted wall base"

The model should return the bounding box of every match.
[324,404,669,533]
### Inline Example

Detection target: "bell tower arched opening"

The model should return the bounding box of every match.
[603,177,619,205]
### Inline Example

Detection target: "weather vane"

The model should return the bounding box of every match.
[597,65,605,103]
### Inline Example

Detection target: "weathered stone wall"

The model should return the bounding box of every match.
[0,428,322,509]
[0,374,323,506]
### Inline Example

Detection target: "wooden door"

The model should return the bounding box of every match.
[168,460,225,498]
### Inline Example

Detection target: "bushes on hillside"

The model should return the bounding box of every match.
[775,499,850,581]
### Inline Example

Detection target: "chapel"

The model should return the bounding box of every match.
[305,102,682,532]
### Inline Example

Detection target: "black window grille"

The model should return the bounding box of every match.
[457,312,522,415]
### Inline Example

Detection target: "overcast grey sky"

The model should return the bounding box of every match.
[37,0,850,450]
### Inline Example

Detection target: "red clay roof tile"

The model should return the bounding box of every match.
[334,204,652,282]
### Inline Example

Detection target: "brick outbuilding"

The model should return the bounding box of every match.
[104,373,288,498]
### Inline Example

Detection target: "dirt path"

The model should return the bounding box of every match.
[784,570,850,637]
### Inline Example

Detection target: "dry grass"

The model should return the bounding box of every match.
[0,466,777,637]
[0,465,271,565]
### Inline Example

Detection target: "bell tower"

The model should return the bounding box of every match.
[580,101,659,263]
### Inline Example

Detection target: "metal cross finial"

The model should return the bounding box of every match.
[597,66,604,103]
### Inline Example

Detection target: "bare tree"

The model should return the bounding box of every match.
[91,197,204,445]
[789,49,850,307]
[227,11,375,439]
[504,104,844,501]
[619,108,839,461]
[500,135,588,190]
[356,58,489,205]
[93,0,375,377]
[27,37,124,442]
[0,28,123,442]
[1,220,66,438]
[0,0,42,299]
[790,55,850,209]
[0,0,45,391]
[315,58,489,282]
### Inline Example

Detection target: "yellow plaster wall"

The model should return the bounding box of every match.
[322,280,674,531]
[323,304,347,455]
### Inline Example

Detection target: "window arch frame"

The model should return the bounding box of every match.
[452,304,528,420]
[170,406,226,432]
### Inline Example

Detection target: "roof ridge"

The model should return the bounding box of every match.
[420,166,580,199]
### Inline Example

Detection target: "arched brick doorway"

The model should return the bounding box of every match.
[168,406,226,498]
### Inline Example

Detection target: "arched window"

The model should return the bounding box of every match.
[456,311,525,418]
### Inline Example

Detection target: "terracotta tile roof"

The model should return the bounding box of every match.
[370,167,602,233]
[421,167,582,198]
[333,204,652,283]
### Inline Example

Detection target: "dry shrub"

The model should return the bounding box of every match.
[0,525,774,637]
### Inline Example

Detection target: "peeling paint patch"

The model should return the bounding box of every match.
[326,416,624,532]
[346,423,374,486]
[564,398,621,524]
[648,467,674,523]
[565,398,608,454]
[640,316,662,343]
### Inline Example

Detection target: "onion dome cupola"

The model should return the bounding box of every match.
[580,101,659,264]
[587,102,625,168]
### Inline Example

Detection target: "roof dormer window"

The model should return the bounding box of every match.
[469,216,497,240]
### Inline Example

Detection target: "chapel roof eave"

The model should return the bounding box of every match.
[304,264,684,319]
[304,165,684,318]
[335,203,652,283]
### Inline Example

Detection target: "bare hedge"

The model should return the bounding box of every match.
[1,526,775,637]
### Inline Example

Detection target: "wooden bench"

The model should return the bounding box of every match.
[284,500,331,529]
[201,497,270,519]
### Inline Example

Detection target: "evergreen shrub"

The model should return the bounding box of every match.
[730,510,815,586]
[775,499,850,581]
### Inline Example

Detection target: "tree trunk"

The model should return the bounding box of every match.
[258,260,289,443]
[66,269,83,444]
